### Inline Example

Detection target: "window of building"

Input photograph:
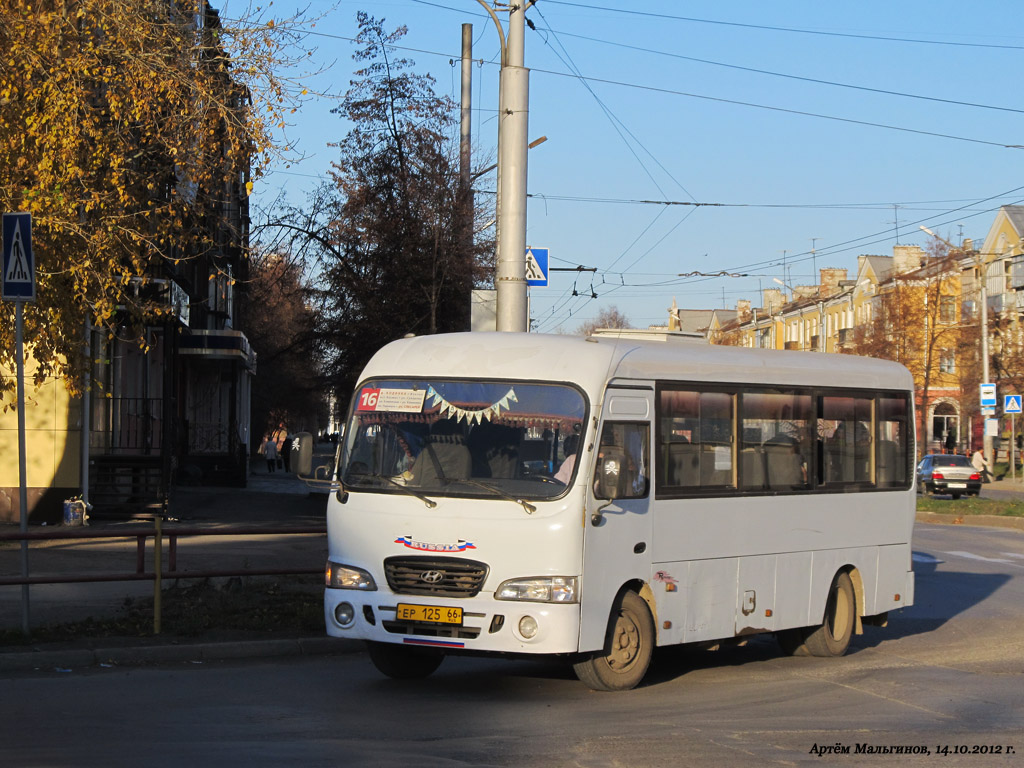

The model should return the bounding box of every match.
[939,350,956,374]
[939,295,956,324]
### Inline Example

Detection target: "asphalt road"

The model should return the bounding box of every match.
[1,521,1021,767]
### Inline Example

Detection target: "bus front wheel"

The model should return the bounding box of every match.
[366,641,444,679]
[573,590,654,691]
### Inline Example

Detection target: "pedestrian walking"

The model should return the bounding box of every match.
[971,448,991,483]
[283,432,294,473]
[263,435,279,473]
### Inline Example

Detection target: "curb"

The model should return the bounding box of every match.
[0,636,362,673]
[916,511,1024,532]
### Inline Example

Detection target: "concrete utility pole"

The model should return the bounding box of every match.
[477,1,531,332]
[459,24,474,258]
[459,25,472,198]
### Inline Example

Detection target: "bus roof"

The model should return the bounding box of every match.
[360,332,913,395]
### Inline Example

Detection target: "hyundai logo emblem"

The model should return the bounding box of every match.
[420,570,444,584]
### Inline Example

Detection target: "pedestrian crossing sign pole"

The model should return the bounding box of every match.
[3,212,35,635]
[1007,395,1022,484]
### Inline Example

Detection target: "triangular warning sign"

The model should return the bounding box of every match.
[4,224,31,283]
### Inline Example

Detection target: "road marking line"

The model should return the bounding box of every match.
[941,550,1022,567]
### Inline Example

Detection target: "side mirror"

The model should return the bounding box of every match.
[294,432,313,477]
[595,451,628,500]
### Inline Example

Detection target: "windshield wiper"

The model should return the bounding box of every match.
[348,472,437,509]
[450,477,537,514]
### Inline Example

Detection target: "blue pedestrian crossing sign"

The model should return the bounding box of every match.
[525,247,549,287]
[1005,395,1022,414]
[2,212,35,302]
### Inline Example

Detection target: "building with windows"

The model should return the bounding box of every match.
[711,244,970,455]
[0,2,254,523]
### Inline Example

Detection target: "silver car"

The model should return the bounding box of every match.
[916,454,982,499]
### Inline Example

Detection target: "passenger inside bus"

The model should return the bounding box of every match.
[406,418,472,486]
[468,420,520,479]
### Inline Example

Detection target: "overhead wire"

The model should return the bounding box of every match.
[540,1,1024,51]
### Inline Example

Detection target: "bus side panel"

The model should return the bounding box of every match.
[875,543,914,613]
[681,558,738,644]
[774,551,813,630]
[736,555,777,635]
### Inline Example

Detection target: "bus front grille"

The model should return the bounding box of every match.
[383,556,489,597]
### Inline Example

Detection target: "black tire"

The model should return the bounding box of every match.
[366,641,444,680]
[573,590,654,691]
[775,627,810,656]
[803,571,856,657]
[951,492,962,500]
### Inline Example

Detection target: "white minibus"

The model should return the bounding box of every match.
[309,331,915,690]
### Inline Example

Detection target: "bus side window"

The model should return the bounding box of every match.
[594,422,650,499]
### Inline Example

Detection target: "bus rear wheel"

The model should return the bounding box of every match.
[776,571,856,658]
[573,590,654,691]
[366,641,445,679]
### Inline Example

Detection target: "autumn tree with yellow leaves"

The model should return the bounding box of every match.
[0,0,310,398]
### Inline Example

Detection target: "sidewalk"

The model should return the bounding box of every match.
[0,451,363,672]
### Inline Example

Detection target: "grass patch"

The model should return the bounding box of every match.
[917,494,1024,517]
[0,575,324,647]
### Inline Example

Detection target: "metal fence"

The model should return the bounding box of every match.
[0,522,326,634]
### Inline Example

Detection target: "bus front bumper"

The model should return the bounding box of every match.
[324,589,582,654]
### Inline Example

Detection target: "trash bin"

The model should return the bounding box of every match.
[63,499,88,526]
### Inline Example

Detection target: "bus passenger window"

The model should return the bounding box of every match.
[877,396,909,486]
[740,391,812,492]
[819,396,872,486]
[594,422,650,499]
[657,389,735,492]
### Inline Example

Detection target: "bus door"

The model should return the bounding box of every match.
[579,390,654,653]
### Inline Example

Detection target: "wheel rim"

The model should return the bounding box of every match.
[607,609,642,670]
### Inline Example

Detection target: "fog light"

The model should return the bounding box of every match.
[335,601,355,627]
[518,615,538,639]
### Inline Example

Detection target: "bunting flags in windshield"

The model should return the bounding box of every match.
[426,385,517,425]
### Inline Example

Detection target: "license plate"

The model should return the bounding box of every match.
[947,482,967,489]
[396,603,463,625]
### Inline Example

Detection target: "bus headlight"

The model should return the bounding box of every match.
[326,561,377,590]
[496,576,579,603]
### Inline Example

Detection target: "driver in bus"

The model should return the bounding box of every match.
[555,434,580,484]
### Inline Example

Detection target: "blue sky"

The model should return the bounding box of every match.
[252,1,1024,332]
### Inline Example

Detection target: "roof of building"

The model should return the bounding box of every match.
[1001,205,1024,235]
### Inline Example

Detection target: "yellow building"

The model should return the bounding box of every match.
[0,357,82,523]
[712,245,969,452]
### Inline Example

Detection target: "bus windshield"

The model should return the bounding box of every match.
[340,379,587,501]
